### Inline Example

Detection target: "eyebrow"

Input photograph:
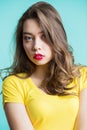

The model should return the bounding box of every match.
[23,31,44,35]
[23,32,32,35]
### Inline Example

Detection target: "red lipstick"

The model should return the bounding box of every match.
[33,54,44,60]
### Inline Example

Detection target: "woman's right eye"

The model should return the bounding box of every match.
[23,36,33,42]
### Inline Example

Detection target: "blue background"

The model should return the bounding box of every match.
[0,0,87,129]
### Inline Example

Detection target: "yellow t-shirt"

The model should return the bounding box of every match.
[2,67,87,130]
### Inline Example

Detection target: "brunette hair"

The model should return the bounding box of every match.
[6,1,81,95]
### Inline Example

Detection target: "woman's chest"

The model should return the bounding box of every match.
[25,90,79,122]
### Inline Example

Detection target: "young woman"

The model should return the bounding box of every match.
[2,1,87,130]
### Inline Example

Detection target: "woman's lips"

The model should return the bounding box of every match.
[33,54,44,60]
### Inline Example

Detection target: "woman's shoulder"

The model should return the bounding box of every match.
[2,73,33,93]
[79,66,87,73]
[2,73,31,89]
[3,73,27,82]
[2,73,28,105]
[78,66,87,91]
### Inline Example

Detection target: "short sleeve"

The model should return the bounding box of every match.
[79,66,87,91]
[2,75,25,106]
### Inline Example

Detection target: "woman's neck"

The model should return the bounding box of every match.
[33,65,48,79]
[30,65,48,87]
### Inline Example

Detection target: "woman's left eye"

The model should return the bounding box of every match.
[41,34,46,40]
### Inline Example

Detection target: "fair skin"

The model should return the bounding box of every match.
[4,103,34,130]
[23,19,53,67]
[4,19,87,130]
[74,88,87,130]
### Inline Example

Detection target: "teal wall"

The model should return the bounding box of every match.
[0,0,87,129]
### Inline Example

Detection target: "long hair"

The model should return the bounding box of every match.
[6,1,81,95]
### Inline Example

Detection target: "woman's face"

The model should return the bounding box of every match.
[23,19,53,66]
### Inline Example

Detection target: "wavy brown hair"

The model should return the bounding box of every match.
[7,1,81,95]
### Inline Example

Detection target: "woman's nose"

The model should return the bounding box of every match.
[33,37,41,51]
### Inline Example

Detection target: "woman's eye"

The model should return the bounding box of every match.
[41,34,46,40]
[23,36,33,42]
